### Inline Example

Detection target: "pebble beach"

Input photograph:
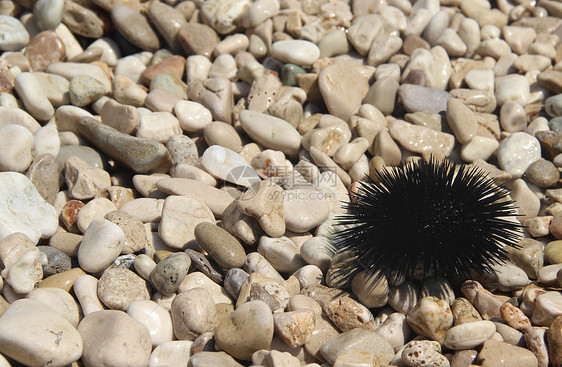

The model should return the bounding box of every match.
[0,0,562,366]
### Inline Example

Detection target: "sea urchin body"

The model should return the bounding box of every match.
[331,158,523,285]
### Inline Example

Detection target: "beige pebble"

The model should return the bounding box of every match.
[477,339,538,367]
[389,119,455,157]
[525,326,549,367]
[64,156,111,200]
[257,236,305,274]
[171,287,217,341]
[446,98,478,144]
[500,101,527,132]
[76,198,118,233]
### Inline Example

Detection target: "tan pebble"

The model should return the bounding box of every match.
[273,309,315,348]
[477,339,538,367]
[523,217,552,238]
[524,326,549,367]
[238,181,285,238]
[389,119,455,157]
[38,267,85,291]
[452,297,482,325]
[501,302,531,332]
[64,156,111,200]
[545,240,562,264]
[446,98,478,144]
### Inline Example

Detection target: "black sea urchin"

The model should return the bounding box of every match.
[331,158,523,285]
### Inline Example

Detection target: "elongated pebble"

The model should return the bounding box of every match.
[271,40,320,66]
[239,110,302,156]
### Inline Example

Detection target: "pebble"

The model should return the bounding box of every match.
[444,320,496,350]
[76,197,118,233]
[0,299,82,366]
[239,110,302,156]
[548,316,562,367]
[446,98,478,144]
[179,271,233,305]
[15,72,54,121]
[497,132,541,178]
[406,296,454,342]
[149,341,193,367]
[69,75,106,107]
[477,339,538,367]
[38,245,71,276]
[194,222,246,270]
[65,156,111,200]
[201,145,261,187]
[78,218,125,273]
[389,119,455,157]
[126,300,173,348]
[171,287,217,341]
[320,328,395,366]
[111,6,159,52]
[25,31,66,72]
[25,287,79,327]
[496,74,530,106]
[0,124,34,172]
[271,40,320,66]
[150,252,191,295]
[401,340,449,367]
[97,266,150,310]
[174,100,212,133]
[0,15,29,51]
[318,62,369,120]
[526,159,559,188]
[215,300,274,361]
[399,84,452,114]
[78,310,152,367]
[0,172,58,244]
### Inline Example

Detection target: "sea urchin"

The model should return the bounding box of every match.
[331,157,523,285]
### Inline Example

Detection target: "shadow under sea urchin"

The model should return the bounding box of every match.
[329,157,524,289]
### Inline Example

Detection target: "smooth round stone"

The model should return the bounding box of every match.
[444,320,496,350]
[460,136,499,162]
[0,299,82,366]
[283,188,332,233]
[179,271,233,305]
[127,300,173,348]
[0,172,58,244]
[497,132,541,178]
[78,218,126,273]
[15,72,55,122]
[171,287,217,340]
[149,341,193,367]
[545,241,562,264]
[271,40,320,66]
[281,63,306,86]
[137,112,182,144]
[97,266,150,311]
[0,15,29,51]
[38,245,71,276]
[150,252,191,296]
[76,198,117,233]
[25,30,66,72]
[0,124,34,172]
[111,6,159,52]
[78,310,152,367]
[549,316,562,366]
[201,145,260,187]
[34,120,60,159]
[166,135,198,167]
[194,222,246,270]
[514,54,551,73]
[526,159,559,188]
[174,100,212,132]
[239,110,302,156]
[69,75,106,107]
[215,300,274,361]
[33,0,64,30]
[465,69,494,92]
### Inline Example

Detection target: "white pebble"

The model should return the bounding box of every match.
[497,132,540,178]
[271,40,321,66]
[78,218,125,273]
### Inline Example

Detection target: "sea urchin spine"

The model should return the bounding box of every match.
[331,158,523,285]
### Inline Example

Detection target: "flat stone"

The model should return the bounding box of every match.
[398,84,452,114]
[69,75,106,107]
[271,40,320,66]
[389,119,455,157]
[0,299,82,366]
[0,124,34,172]
[0,172,58,244]
[147,1,188,52]
[97,266,150,310]
[477,339,538,367]
[239,110,302,156]
[320,328,395,366]
[497,132,541,178]
[319,62,369,120]
[78,310,152,367]
[78,218,125,273]
[61,1,103,38]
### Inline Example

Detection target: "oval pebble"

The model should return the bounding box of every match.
[271,40,320,66]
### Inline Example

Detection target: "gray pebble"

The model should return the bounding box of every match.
[185,249,223,283]
[69,75,106,107]
[526,159,559,188]
[546,94,562,117]
[194,222,246,270]
[38,246,72,276]
[224,268,250,299]
[398,84,452,114]
[150,252,191,295]
[166,134,199,166]
[56,145,105,171]
[113,254,137,270]
[549,116,562,133]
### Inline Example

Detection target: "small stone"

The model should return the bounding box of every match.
[215,300,274,361]
[201,145,261,187]
[389,119,455,157]
[523,217,552,238]
[194,222,246,270]
[171,287,217,341]
[526,159,559,188]
[97,266,150,311]
[78,218,126,273]
[0,172,58,244]
[0,124,34,172]
[127,300,173,348]
[398,84,452,114]
[319,62,369,120]
[65,156,111,200]
[0,299,82,366]
[25,30,66,72]
[477,339,538,367]
[78,310,152,367]
[501,302,531,332]
[38,245,71,276]
[401,340,450,367]
[149,341,193,367]
[76,197,118,233]
[496,74,530,107]
[24,287,79,327]
[351,270,389,308]
[69,75,106,107]
[239,110,302,156]
[104,211,146,254]
[0,15,29,51]
[444,320,496,350]
[319,328,395,366]
[446,98,478,144]
[150,252,191,296]
[111,6,159,52]
[497,132,541,178]
[179,271,233,305]
[406,296,453,342]
[271,40,320,66]
[38,267,85,292]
